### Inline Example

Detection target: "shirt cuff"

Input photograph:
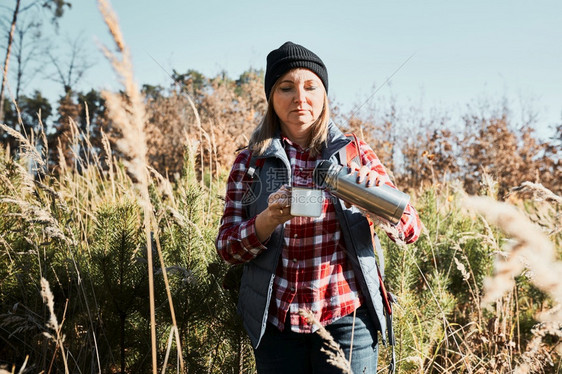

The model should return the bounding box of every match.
[241,216,268,256]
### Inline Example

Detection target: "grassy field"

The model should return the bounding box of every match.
[1,117,560,373]
[0,1,560,373]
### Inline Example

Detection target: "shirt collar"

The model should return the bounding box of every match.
[281,134,310,152]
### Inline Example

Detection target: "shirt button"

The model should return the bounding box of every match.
[290,287,296,292]
[293,234,298,238]
[292,258,297,263]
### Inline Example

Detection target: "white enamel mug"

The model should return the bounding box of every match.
[290,187,324,217]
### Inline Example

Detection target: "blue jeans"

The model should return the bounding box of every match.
[254,306,379,374]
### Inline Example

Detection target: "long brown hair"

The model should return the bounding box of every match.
[249,76,331,156]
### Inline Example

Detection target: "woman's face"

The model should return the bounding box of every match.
[272,68,325,140]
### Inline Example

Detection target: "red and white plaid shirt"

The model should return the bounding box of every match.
[216,136,421,333]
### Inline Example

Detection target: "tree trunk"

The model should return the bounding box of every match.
[15,28,23,101]
[120,312,126,374]
[0,0,21,123]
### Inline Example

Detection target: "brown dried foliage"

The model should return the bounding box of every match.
[462,112,546,197]
[141,69,266,179]
[48,92,81,171]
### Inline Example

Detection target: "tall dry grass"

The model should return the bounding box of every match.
[96,1,161,371]
[2,115,561,373]
[1,3,253,370]
[376,174,561,373]
[0,92,244,373]
[464,184,562,373]
[96,0,186,372]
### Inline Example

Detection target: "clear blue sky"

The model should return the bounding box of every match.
[38,0,562,137]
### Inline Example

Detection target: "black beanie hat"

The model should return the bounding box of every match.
[264,41,328,100]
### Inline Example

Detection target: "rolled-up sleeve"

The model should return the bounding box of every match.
[216,150,268,264]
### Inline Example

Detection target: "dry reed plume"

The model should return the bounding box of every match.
[96,0,183,372]
[299,309,352,373]
[40,277,69,374]
[463,194,562,372]
[96,0,148,187]
[0,123,44,168]
[463,196,562,317]
[0,197,73,245]
[511,181,562,205]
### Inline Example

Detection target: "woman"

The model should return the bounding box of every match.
[216,41,421,374]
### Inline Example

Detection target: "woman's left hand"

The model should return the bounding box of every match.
[341,162,382,209]
[349,161,381,188]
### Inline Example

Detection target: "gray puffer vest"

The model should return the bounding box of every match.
[239,122,387,348]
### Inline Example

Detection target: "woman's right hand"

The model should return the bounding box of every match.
[255,185,293,242]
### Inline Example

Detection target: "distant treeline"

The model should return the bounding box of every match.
[2,68,560,198]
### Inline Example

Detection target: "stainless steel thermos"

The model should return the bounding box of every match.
[313,160,410,225]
